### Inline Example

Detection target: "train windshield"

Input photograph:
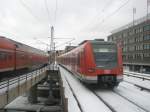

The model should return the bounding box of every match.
[92,43,118,69]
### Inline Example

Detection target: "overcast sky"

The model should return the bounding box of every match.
[0,0,148,50]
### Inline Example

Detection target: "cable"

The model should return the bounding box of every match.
[54,0,58,27]
[102,0,116,12]
[44,0,51,24]
[44,0,58,26]
[19,0,41,22]
[78,0,116,32]
[95,0,131,31]
[35,38,50,46]
[99,0,131,26]
[0,29,21,39]
[55,38,75,48]
[80,0,131,32]
[104,0,131,22]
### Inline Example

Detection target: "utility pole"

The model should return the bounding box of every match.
[147,0,150,22]
[49,26,54,64]
[133,8,136,26]
[50,26,54,51]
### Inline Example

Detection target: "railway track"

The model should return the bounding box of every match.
[89,87,148,112]
[90,89,117,112]
[124,71,150,81]
[115,81,150,111]
[60,66,112,112]
[60,66,150,112]
[113,89,149,112]
[123,71,150,92]
[123,80,150,92]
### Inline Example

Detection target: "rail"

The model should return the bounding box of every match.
[124,71,150,81]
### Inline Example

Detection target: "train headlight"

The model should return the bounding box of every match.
[88,68,95,73]
[117,75,123,82]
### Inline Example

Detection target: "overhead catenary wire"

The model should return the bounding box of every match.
[104,0,131,22]
[93,0,131,31]
[0,29,23,40]
[19,0,41,22]
[90,0,116,23]
[54,0,58,27]
[55,38,75,48]
[44,0,58,26]
[80,0,131,33]
[44,0,51,24]
[79,0,116,32]
[94,0,131,29]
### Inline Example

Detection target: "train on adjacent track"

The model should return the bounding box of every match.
[57,39,123,87]
[0,36,48,78]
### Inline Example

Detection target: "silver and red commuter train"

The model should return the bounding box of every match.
[0,36,48,75]
[57,39,123,87]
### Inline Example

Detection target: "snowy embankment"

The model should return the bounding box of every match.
[123,70,150,90]
[115,81,150,112]
[95,88,147,112]
[123,75,150,90]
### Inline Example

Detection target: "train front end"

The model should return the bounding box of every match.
[83,40,123,87]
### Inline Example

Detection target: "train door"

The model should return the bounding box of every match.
[77,53,80,72]
[0,51,7,71]
[80,48,86,74]
[14,46,17,72]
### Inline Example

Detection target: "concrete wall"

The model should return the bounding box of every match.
[0,70,47,108]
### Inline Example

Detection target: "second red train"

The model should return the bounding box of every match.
[57,39,123,87]
[0,36,48,78]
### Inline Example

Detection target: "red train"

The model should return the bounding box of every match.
[0,36,48,75]
[57,39,123,87]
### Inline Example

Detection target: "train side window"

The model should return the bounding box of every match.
[77,53,80,66]
[0,52,7,61]
[8,54,12,60]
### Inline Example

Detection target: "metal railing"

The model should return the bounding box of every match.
[0,66,47,94]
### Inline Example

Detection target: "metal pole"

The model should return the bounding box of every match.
[133,8,135,26]
[147,0,149,22]
[51,26,54,51]
[50,26,54,65]
[6,79,9,103]
[54,42,56,69]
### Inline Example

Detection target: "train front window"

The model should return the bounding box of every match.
[93,44,117,53]
[92,43,118,69]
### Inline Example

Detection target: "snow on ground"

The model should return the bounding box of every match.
[95,89,146,112]
[123,75,150,90]
[60,70,81,112]
[115,82,150,112]
[124,70,150,77]
[59,67,111,112]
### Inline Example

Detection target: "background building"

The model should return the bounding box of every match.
[108,15,150,73]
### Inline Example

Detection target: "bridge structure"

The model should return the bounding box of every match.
[0,66,47,109]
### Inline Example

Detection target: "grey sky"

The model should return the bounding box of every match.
[0,0,148,50]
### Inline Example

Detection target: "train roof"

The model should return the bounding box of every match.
[79,39,116,45]
[0,36,47,55]
[59,39,117,57]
